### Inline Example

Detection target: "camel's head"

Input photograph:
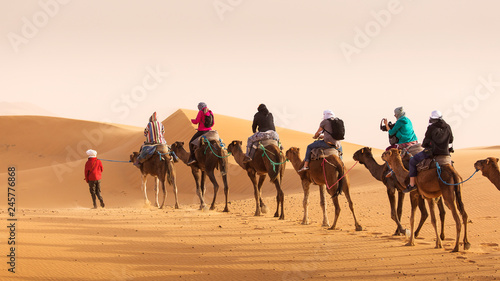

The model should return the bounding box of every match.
[353,147,372,164]
[285,147,300,161]
[474,157,499,173]
[171,141,184,152]
[381,148,400,163]
[227,140,242,153]
[129,152,139,162]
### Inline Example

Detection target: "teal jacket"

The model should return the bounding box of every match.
[388,116,418,144]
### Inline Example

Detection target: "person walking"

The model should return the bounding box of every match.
[84,149,105,209]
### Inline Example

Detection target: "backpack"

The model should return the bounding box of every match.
[325,118,345,140]
[203,111,214,128]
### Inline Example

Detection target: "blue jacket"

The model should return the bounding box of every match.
[388,116,417,144]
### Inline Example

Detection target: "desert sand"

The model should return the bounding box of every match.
[1,110,499,280]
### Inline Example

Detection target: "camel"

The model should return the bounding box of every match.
[227,140,285,220]
[171,140,229,212]
[382,148,470,252]
[474,157,500,191]
[129,150,179,209]
[353,147,446,238]
[286,147,362,231]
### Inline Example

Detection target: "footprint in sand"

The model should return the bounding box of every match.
[480,243,499,247]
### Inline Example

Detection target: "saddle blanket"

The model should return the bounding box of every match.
[311,147,340,161]
[417,155,452,172]
[403,143,424,157]
[248,139,281,159]
[137,144,169,163]
[191,130,221,147]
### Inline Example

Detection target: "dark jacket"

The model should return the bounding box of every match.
[422,119,454,156]
[252,104,276,133]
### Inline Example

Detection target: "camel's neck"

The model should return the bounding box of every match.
[174,147,190,164]
[288,155,304,172]
[484,167,500,191]
[231,145,247,169]
[386,158,409,186]
[360,155,386,181]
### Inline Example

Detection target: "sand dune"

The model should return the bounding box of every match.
[0,111,499,280]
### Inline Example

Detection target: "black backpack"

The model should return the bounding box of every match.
[203,111,214,128]
[325,118,345,140]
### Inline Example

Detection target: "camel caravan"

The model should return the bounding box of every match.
[83,104,497,253]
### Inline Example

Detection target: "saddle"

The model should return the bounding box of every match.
[402,143,424,157]
[248,139,281,159]
[137,143,171,164]
[310,147,341,161]
[191,130,220,148]
[417,155,453,172]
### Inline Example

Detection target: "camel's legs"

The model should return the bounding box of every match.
[396,190,405,228]
[222,174,229,212]
[159,178,167,209]
[342,178,362,231]
[257,175,267,214]
[427,198,442,249]
[414,194,428,238]
[273,179,285,220]
[442,190,462,252]
[437,197,446,240]
[301,181,311,225]
[207,171,219,210]
[406,192,419,247]
[248,170,261,216]
[200,171,207,197]
[154,177,160,208]
[169,162,179,209]
[387,182,405,235]
[141,175,150,206]
[192,169,206,210]
[329,196,341,230]
[319,184,329,227]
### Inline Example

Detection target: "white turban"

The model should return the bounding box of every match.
[323,110,335,120]
[430,110,442,119]
[86,149,97,158]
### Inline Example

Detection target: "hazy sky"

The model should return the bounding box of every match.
[2,0,500,149]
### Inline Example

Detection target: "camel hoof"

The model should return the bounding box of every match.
[464,243,471,251]
[451,247,459,253]
[301,220,310,225]
[322,223,330,227]
[254,211,261,217]
[223,207,229,213]
[435,244,443,249]
[209,205,216,211]
[328,226,337,231]
[274,212,279,218]
[261,205,268,214]
[405,242,415,247]
[175,204,179,209]
[440,234,445,241]
[355,225,363,231]
[279,215,285,220]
